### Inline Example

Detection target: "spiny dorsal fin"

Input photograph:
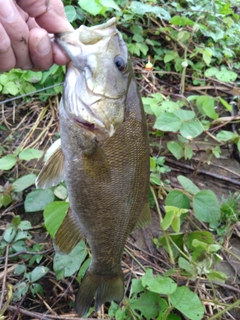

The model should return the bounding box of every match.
[54,207,85,253]
[35,146,65,189]
[134,202,151,229]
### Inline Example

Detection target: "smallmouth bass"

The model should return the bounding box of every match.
[36,17,150,316]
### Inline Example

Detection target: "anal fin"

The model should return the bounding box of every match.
[134,202,151,229]
[36,146,65,189]
[55,207,85,253]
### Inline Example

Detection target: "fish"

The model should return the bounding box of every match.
[36,17,150,316]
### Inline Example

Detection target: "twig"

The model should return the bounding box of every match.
[7,305,98,320]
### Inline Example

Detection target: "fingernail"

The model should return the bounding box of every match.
[37,35,51,55]
[0,0,16,21]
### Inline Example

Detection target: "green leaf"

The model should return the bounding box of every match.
[22,71,42,83]
[30,266,49,282]
[3,225,17,243]
[201,97,218,120]
[170,16,194,26]
[202,49,212,66]
[19,148,43,161]
[186,231,214,251]
[53,240,87,280]
[141,269,177,295]
[171,216,181,233]
[216,69,237,82]
[13,282,29,302]
[130,1,171,20]
[64,5,77,22]
[130,291,161,319]
[170,286,204,320]
[174,110,195,121]
[193,190,220,223]
[167,141,184,160]
[18,220,32,230]
[12,174,37,192]
[177,176,200,195]
[24,189,55,212]
[218,96,232,112]
[165,190,190,209]
[54,185,68,200]
[164,51,179,63]
[154,112,182,132]
[0,155,16,170]
[78,0,103,15]
[44,201,69,238]
[216,130,237,142]
[14,264,27,275]
[204,67,219,77]
[100,0,120,11]
[161,209,175,230]
[180,119,204,139]
[3,81,19,95]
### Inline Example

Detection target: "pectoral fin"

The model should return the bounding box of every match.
[55,207,85,253]
[35,146,65,189]
[82,143,111,182]
[134,202,151,229]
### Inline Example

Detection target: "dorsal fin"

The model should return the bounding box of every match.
[36,146,65,189]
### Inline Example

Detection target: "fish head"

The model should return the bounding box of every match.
[56,18,131,141]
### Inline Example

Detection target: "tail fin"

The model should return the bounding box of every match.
[74,270,124,316]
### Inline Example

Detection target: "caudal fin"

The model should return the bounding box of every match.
[74,270,124,316]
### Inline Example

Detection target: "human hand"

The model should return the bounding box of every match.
[0,0,74,72]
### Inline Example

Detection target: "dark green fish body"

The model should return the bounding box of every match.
[36,18,150,316]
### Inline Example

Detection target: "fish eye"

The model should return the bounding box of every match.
[114,56,127,72]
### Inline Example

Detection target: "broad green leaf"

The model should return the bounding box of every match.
[216,69,237,82]
[30,266,49,282]
[77,258,91,283]
[164,51,179,63]
[165,190,190,209]
[174,110,195,121]
[202,49,212,66]
[193,190,220,223]
[184,144,193,160]
[30,283,43,296]
[130,278,144,297]
[170,286,204,320]
[130,291,161,319]
[100,0,120,11]
[78,0,103,15]
[0,194,12,207]
[204,67,219,77]
[208,270,228,283]
[19,148,43,161]
[177,175,200,195]
[18,220,32,230]
[12,174,37,192]
[53,240,87,280]
[0,155,16,170]
[24,189,55,212]
[180,119,204,139]
[170,16,194,26]
[154,112,182,132]
[44,201,69,237]
[167,141,184,160]
[171,216,181,233]
[64,5,77,22]
[201,97,218,120]
[216,130,237,142]
[178,257,196,273]
[141,269,177,295]
[13,282,29,302]
[22,71,42,83]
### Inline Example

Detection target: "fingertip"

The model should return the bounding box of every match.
[52,41,71,66]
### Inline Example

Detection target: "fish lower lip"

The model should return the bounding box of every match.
[74,118,95,131]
